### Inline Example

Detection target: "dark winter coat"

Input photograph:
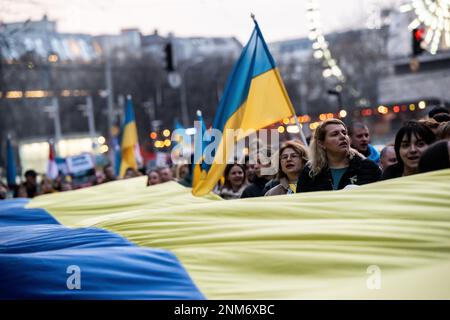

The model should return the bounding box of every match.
[240,176,272,198]
[296,155,381,193]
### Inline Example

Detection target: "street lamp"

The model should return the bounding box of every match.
[77,95,96,140]
[178,58,204,127]
[327,88,343,113]
[43,97,62,151]
[48,53,59,63]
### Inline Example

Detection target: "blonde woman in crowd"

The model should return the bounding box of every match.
[297,119,381,192]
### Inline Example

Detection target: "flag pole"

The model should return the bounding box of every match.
[293,115,308,147]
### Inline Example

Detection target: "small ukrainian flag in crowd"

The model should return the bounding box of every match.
[118,95,143,177]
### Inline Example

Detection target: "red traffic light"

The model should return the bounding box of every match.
[412,27,425,56]
[414,28,425,41]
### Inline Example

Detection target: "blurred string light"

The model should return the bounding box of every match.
[154,141,163,148]
[401,0,450,54]
[306,0,345,82]
[339,109,347,118]
[275,101,427,128]
[309,122,321,130]
[97,100,429,145]
[185,128,196,135]
[2,89,92,98]
[5,91,23,98]
[48,54,59,63]
[378,105,389,114]
[163,129,171,137]
[287,125,300,134]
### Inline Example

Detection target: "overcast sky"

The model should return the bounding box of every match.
[1,0,403,42]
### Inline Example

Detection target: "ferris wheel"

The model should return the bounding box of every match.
[401,0,450,54]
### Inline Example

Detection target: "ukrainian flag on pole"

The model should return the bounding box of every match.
[119,95,142,177]
[192,18,297,196]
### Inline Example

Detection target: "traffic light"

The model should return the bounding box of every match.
[164,42,175,72]
[412,27,425,56]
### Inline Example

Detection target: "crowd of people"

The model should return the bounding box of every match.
[0,169,76,200]
[1,106,449,201]
[215,106,450,199]
[0,160,190,200]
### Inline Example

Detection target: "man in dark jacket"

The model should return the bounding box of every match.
[241,154,274,198]
[23,169,39,198]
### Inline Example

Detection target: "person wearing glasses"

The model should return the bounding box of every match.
[265,140,308,196]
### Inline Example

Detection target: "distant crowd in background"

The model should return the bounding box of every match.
[1,106,449,201]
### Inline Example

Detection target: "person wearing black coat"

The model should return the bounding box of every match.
[297,119,381,193]
[241,152,275,198]
[240,175,272,198]
[263,179,279,195]
[297,155,381,192]
[419,140,450,173]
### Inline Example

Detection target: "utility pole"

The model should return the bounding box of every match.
[143,100,155,130]
[78,95,96,140]
[177,58,204,127]
[44,97,62,153]
[179,74,190,127]
[117,94,125,120]
[52,97,62,146]
[327,88,343,114]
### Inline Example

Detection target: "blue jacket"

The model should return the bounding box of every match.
[367,144,380,165]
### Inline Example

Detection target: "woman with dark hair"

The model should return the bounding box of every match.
[382,120,435,180]
[297,119,381,193]
[265,140,308,196]
[219,163,248,200]
[146,169,161,186]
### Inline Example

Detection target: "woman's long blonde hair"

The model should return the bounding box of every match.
[308,119,360,177]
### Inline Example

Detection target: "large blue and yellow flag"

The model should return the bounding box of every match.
[1,170,450,299]
[192,20,297,196]
[118,95,142,177]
